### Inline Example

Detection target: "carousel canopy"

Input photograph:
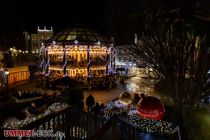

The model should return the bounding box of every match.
[45,24,110,45]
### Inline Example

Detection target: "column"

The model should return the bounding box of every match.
[63,45,67,76]
[45,45,49,75]
[106,47,109,75]
[110,44,116,73]
[87,45,91,84]
[45,45,49,88]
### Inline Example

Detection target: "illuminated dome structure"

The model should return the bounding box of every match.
[136,95,165,120]
[119,92,132,105]
[40,25,115,83]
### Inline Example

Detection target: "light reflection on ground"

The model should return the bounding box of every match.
[84,69,173,106]
[13,68,173,106]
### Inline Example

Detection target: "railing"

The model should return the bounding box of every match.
[8,71,29,84]
[92,115,137,140]
[0,106,138,140]
[118,117,137,140]
[0,106,104,140]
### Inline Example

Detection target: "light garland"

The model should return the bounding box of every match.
[102,101,173,136]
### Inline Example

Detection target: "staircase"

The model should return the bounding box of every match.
[0,107,137,140]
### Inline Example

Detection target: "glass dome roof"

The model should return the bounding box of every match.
[45,25,110,45]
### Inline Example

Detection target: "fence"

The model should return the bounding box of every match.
[8,71,29,84]
[92,115,137,140]
[0,107,105,140]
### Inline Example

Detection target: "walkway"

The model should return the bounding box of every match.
[10,68,173,106]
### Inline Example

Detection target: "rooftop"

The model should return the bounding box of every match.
[45,24,110,45]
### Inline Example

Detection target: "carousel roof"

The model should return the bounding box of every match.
[45,24,110,45]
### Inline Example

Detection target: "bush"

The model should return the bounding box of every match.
[182,107,210,140]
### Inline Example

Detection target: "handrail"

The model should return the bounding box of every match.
[92,115,118,140]
[1,106,105,140]
[118,117,137,140]
[118,116,137,127]
[22,107,69,130]
[8,71,30,84]
[92,115,137,140]
[15,96,43,103]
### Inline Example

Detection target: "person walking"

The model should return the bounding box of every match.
[100,103,105,118]
[86,94,95,113]
[93,102,101,116]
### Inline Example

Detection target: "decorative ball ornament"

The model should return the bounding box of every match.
[136,95,165,120]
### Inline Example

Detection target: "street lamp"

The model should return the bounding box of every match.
[5,69,9,91]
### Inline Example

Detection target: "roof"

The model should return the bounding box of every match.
[45,24,110,45]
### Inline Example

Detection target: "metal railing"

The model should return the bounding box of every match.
[8,71,29,84]
[0,107,105,140]
[92,115,137,140]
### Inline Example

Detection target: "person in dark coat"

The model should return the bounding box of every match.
[93,102,101,116]
[86,94,95,113]
[132,93,141,105]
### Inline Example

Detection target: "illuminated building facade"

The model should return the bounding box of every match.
[31,26,53,53]
[40,25,115,82]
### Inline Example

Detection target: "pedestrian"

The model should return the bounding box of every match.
[132,93,140,105]
[93,102,101,116]
[100,103,105,118]
[100,103,105,110]
[86,94,95,113]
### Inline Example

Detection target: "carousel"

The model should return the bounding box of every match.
[40,25,115,83]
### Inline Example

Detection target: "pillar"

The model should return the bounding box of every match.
[63,45,67,76]
[87,45,91,84]
[113,47,116,72]
[45,45,49,75]
[45,45,49,88]
[106,47,109,75]
[110,44,115,73]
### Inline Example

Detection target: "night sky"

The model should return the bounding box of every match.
[0,0,105,33]
[1,0,210,45]
[0,0,153,45]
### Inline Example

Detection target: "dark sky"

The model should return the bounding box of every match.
[1,0,210,45]
[0,0,105,33]
[0,0,148,45]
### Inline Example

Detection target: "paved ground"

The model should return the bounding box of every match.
[11,68,173,107]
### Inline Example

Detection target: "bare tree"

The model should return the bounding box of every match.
[127,14,210,139]
[132,21,210,105]
[116,1,210,139]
